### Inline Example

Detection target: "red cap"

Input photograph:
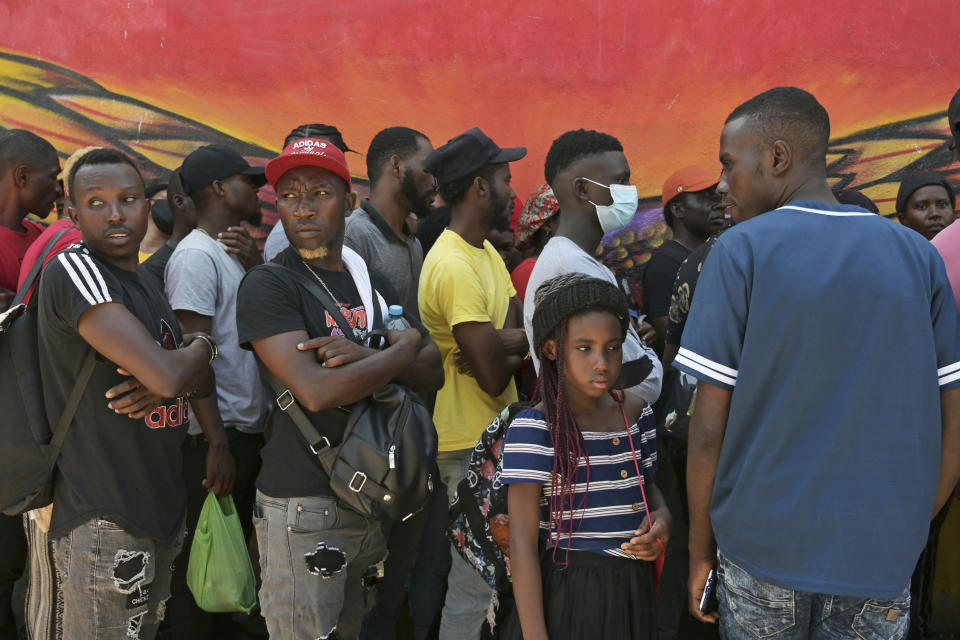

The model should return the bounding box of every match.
[662,166,718,206]
[266,138,352,189]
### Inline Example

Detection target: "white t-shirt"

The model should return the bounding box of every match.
[523,236,662,403]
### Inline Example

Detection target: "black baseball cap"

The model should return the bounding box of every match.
[180,144,267,195]
[424,127,526,185]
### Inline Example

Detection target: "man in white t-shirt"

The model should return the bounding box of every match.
[524,129,661,403]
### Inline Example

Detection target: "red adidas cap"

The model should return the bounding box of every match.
[265,138,352,189]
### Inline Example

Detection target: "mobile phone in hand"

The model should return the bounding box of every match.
[699,569,718,614]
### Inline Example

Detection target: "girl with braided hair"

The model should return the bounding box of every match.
[500,273,670,639]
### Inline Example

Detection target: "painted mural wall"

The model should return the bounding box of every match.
[1,0,958,214]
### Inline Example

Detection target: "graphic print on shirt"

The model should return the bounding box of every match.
[145,318,190,429]
[323,303,367,342]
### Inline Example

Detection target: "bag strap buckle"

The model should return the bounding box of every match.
[309,437,331,455]
[348,471,367,493]
[276,389,295,411]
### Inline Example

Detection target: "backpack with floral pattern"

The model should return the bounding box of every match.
[446,402,529,591]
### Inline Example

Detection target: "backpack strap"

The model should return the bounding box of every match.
[49,349,96,449]
[12,226,74,308]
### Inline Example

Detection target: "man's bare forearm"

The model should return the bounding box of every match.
[934,387,960,516]
[686,381,732,560]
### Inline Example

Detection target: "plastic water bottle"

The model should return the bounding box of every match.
[385,305,410,330]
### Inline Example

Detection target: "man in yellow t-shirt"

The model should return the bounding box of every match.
[418,127,528,640]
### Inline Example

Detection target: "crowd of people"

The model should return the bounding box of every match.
[0,84,957,640]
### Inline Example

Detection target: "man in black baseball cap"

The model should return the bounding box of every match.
[419,127,529,638]
[424,127,526,185]
[180,144,267,195]
[179,144,266,269]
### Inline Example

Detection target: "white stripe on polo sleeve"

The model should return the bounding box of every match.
[674,347,738,387]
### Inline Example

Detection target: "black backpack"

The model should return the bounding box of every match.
[0,229,95,515]
[254,263,437,521]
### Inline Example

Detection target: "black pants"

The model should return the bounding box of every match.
[159,428,265,640]
[0,514,26,640]
[656,440,719,640]
[360,465,450,640]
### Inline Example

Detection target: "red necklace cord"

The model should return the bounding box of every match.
[619,400,667,556]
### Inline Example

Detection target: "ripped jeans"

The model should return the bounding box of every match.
[253,491,387,640]
[717,552,911,640]
[51,517,184,640]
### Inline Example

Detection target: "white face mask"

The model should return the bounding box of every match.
[581,177,638,233]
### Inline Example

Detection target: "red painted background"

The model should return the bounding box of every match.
[1,0,959,206]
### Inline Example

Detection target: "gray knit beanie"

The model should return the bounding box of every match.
[531,273,629,352]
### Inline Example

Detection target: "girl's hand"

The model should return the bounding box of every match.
[621,508,671,560]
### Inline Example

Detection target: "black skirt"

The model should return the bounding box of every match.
[499,547,656,639]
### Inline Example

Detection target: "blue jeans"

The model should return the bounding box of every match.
[253,491,387,640]
[51,517,184,640]
[717,553,910,640]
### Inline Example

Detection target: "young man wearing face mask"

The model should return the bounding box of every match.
[523,128,662,403]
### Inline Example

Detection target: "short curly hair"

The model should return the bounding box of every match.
[543,129,623,188]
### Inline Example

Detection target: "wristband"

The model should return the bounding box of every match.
[188,333,218,364]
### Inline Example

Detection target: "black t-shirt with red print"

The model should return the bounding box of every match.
[236,245,420,499]
[36,244,189,542]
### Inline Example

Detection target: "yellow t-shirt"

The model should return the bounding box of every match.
[419,229,518,451]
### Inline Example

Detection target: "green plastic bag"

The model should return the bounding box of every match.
[186,493,257,613]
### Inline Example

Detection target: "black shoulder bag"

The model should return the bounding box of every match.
[257,263,437,521]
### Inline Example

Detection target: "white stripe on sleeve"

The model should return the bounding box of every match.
[674,352,737,387]
[80,254,112,302]
[67,253,106,304]
[57,253,97,306]
[676,348,738,379]
[939,366,960,387]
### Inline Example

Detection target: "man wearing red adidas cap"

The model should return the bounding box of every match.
[235,139,442,640]
[642,166,724,356]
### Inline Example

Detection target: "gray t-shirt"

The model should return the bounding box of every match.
[344,200,424,321]
[523,236,662,404]
[165,230,265,434]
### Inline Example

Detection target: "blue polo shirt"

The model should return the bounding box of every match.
[674,200,960,599]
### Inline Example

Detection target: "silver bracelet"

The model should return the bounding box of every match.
[189,334,218,364]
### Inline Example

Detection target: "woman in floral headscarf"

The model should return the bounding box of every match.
[511,184,560,302]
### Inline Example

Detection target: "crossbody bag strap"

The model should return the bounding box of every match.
[12,226,74,308]
[258,360,339,471]
[258,264,384,481]
[49,350,97,450]
[260,360,394,507]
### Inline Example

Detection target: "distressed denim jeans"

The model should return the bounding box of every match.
[717,552,911,640]
[253,491,386,640]
[437,448,495,640]
[51,517,184,640]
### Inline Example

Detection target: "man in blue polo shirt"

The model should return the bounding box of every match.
[677,87,960,640]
